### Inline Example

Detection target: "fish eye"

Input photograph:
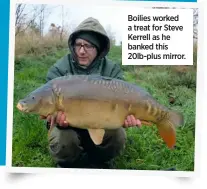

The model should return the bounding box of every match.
[32,96,35,100]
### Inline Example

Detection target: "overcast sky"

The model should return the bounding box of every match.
[24,4,125,44]
[18,3,197,44]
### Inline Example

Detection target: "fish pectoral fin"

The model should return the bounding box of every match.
[88,128,105,145]
[48,113,58,136]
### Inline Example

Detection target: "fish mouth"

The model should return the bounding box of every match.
[16,102,29,112]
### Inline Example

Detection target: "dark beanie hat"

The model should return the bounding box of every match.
[75,32,101,51]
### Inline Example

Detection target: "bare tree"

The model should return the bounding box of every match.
[38,5,47,37]
[105,25,116,45]
[59,6,72,42]
[193,8,198,40]
[15,4,27,36]
[49,23,60,38]
[15,4,51,36]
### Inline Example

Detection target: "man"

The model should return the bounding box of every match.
[43,17,141,168]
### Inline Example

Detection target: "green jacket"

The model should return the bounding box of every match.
[46,17,124,82]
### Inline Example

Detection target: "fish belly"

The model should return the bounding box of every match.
[61,98,132,130]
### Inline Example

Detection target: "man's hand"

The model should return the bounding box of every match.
[124,115,141,128]
[40,111,69,127]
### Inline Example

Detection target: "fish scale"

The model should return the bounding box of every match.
[87,75,137,94]
[16,74,184,148]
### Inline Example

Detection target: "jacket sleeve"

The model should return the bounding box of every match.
[46,55,69,82]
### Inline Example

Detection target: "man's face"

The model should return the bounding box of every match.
[74,38,98,66]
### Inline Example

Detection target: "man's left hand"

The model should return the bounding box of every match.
[124,115,141,128]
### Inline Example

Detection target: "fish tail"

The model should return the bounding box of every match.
[157,110,184,149]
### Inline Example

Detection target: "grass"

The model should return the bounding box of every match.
[12,45,196,171]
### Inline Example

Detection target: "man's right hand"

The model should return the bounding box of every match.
[40,111,69,127]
